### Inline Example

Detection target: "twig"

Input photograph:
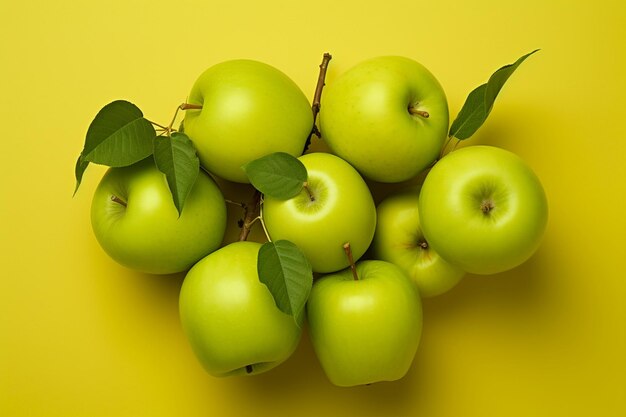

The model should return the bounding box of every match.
[238,190,262,241]
[303,52,332,153]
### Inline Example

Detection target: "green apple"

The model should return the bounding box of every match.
[319,56,449,183]
[90,158,227,274]
[183,59,313,183]
[372,189,465,297]
[179,241,302,376]
[262,152,376,273]
[307,259,422,387]
[419,145,548,275]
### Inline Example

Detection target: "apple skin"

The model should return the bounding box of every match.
[179,241,302,377]
[183,60,313,183]
[319,56,449,183]
[307,260,422,387]
[372,189,465,297]
[90,158,227,275]
[419,145,548,275]
[262,152,376,273]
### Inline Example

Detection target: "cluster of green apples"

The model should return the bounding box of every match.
[86,54,547,387]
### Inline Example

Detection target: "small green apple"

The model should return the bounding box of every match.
[319,56,449,183]
[183,59,313,183]
[179,241,302,376]
[262,152,376,273]
[90,158,227,275]
[419,145,548,275]
[372,189,465,297]
[307,258,422,387]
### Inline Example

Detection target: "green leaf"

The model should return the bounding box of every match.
[73,154,90,195]
[450,49,540,140]
[448,84,488,140]
[153,132,200,215]
[82,100,156,166]
[242,152,307,200]
[485,49,539,107]
[257,240,313,326]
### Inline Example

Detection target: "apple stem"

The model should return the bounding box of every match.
[180,103,203,110]
[418,240,429,250]
[145,103,203,136]
[303,52,333,152]
[343,242,359,281]
[246,364,253,374]
[110,195,127,207]
[451,137,461,152]
[239,190,262,241]
[440,136,453,158]
[408,107,430,118]
[302,182,315,202]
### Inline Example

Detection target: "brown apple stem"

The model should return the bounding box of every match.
[246,364,253,374]
[408,107,430,118]
[180,103,203,110]
[110,195,127,207]
[304,53,332,152]
[239,190,262,241]
[343,242,359,281]
[302,182,315,201]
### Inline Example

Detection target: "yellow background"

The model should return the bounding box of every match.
[1,0,625,415]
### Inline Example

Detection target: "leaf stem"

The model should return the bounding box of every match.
[253,214,272,243]
[167,105,183,133]
[451,137,461,152]
[239,190,262,241]
[152,103,203,137]
[439,135,452,158]
[147,120,170,131]
[256,195,272,242]
[304,52,332,152]
[343,242,359,281]
[439,135,462,158]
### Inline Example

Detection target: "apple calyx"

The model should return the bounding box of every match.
[110,194,127,207]
[408,106,430,118]
[246,364,253,374]
[418,239,429,250]
[480,199,495,214]
[342,242,359,281]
